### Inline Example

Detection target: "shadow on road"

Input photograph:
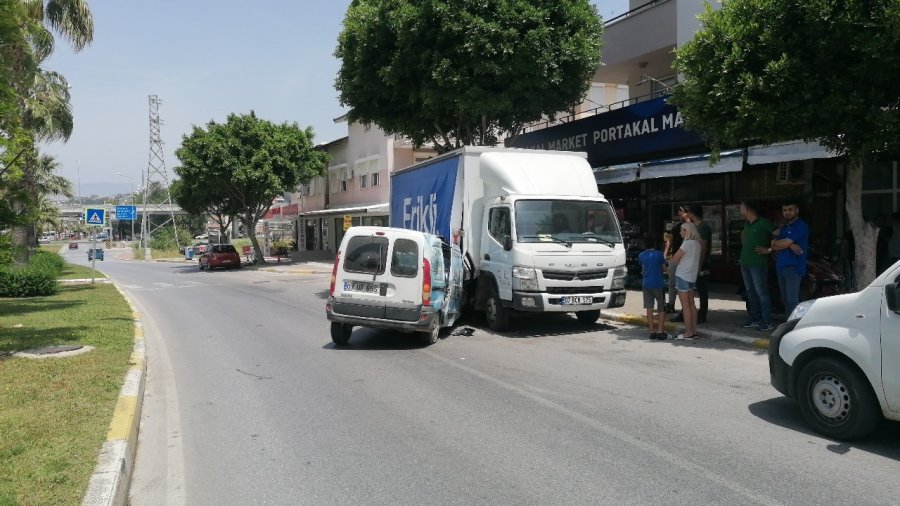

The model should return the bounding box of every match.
[322,326,433,351]
[748,397,900,461]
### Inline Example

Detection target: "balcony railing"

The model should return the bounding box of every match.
[604,0,675,26]
[518,91,668,135]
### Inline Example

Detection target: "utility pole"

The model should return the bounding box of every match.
[143,95,180,259]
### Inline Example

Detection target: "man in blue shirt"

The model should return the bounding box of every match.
[756,200,808,319]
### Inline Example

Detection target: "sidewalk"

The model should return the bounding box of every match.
[603,283,772,349]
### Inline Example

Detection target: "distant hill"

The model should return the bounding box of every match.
[75,182,135,198]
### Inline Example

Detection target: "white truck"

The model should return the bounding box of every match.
[390,146,627,331]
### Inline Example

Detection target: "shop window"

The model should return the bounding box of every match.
[673,175,724,202]
[862,161,894,191]
[647,180,672,202]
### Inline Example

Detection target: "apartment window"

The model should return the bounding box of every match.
[372,171,381,187]
[340,180,348,192]
[360,174,368,189]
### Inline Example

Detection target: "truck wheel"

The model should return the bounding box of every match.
[330,322,352,346]
[576,310,601,325]
[797,357,881,440]
[485,287,511,332]
[421,318,440,345]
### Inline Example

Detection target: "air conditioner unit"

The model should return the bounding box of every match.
[775,162,791,184]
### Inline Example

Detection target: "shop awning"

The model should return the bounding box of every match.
[298,203,389,217]
[746,141,838,165]
[639,149,744,179]
[594,163,639,184]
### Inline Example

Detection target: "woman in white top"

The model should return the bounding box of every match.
[668,222,702,339]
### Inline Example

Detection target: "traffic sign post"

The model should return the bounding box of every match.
[83,208,105,284]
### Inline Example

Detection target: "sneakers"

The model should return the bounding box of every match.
[741,320,762,328]
[676,333,700,339]
[756,322,776,332]
[650,332,669,340]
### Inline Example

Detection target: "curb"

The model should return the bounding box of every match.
[82,284,145,506]
[602,311,769,349]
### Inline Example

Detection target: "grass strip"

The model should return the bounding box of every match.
[58,262,107,280]
[0,283,133,505]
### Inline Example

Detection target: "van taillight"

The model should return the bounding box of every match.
[422,257,431,306]
[329,251,340,296]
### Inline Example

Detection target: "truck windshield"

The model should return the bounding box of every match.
[515,200,622,245]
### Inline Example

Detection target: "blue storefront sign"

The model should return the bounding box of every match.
[505,97,706,167]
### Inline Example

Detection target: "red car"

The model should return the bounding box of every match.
[68,242,78,250]
[198,244,241,270]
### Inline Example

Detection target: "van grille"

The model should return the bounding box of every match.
[541,269,608,281]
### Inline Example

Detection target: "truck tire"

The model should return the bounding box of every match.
[485,287,511,332]
[330,322,352,346]
[421,318,440,345]
[576,310,601,325]
[796,357,881,440]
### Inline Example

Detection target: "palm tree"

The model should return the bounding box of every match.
[8,0,92,262]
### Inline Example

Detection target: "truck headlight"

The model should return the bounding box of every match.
[788,300,815,322]
[610,267,627,290]
[512,266,538,291]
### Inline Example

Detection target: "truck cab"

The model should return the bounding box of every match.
[769,260,900,440]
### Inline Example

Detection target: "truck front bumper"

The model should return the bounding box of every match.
[512,290,626,312]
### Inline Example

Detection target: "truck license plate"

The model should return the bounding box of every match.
[344,281,379,294]
[561,296,592,305]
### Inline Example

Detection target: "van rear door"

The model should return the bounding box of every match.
[382,236,425,322]
[337,234,391,319]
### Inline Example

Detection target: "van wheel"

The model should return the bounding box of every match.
[576,310,601,324]
[485,287,510,332]
[330,322,352,346]
[797,357,881,440]
[422,318,440,345]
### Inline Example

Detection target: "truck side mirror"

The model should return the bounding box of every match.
[887,282,900,314]
[503,235,513,251]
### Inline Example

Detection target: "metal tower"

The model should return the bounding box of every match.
[141,94,180,257]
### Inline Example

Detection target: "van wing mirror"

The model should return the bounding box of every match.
[503,235,513,251]
[887,282,900,314]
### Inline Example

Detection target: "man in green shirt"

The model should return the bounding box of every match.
[740,201,776,331]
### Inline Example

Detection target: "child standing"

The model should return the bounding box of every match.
[638,232,667,340]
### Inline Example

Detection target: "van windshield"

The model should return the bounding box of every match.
[515,200,622,245]
[344,236,389,274]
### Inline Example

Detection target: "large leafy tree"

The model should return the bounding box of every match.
[171,178,238,243]
[174,112,329,262]
[335,0,603,151]
[670,0,900,289]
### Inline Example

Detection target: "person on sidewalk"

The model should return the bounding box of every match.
[639,232,668,340]
[739,202,775,332]
[668,222,702,339]
[758,200,808,319]
[664,206,689,313]
[672,205,710,324]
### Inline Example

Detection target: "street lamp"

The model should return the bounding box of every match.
[116,172,135,245]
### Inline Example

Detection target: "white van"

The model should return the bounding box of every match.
[325,227,464,346]
[769,260,900,440]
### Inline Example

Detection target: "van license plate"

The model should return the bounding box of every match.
[560,296,592,305]
[344,281,379,294]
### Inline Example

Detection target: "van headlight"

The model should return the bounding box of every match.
[788,300,815,322]
[610,267,627,290]
[512,266,538,291]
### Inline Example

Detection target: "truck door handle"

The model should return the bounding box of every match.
[484,254,491,261]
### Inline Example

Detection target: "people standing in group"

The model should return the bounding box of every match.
[639,232,668,340]
[667,222,702,339]
[739,202,775,332]
[673,205,710,324]
[757,200,808,319]
[663,206,689,313]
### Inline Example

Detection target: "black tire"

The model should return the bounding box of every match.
[485,286,511,332]
[330,322,352,346]
[576,310,601,325]
[796,357,881,440]
[422,318,440,345]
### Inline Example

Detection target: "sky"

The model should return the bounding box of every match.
[43,0,629,196]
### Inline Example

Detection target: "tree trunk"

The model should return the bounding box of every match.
[846,159,879,290]
[245,215,264,264]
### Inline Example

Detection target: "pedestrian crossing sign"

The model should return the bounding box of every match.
[84,208,106,226]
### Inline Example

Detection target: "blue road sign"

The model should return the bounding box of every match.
[115,205,137,220]
[84,208,106,226]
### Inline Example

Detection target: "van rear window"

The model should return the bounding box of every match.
[344,236,388,274]
[390,239,419,277]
